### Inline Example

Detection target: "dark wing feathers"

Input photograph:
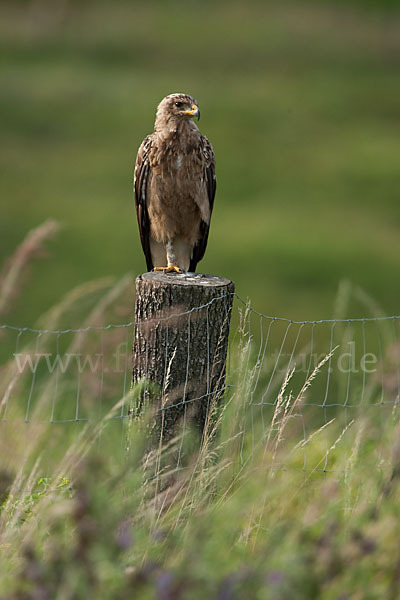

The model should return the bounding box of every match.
[189,135,216,272]
[134,135,153,271]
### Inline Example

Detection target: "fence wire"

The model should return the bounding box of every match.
[1,293,399,474]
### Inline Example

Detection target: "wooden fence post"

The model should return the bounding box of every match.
[132,272,235,441]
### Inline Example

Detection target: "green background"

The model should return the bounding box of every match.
[1,0,399,325]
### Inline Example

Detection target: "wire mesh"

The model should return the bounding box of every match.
[1,294,399,474]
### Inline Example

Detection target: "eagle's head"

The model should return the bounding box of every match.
[155,93,200,126]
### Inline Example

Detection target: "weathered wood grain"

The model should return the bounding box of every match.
[132,272,234,441]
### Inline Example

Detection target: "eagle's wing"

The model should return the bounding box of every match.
[134,135,153,271]
[189,135,216,272]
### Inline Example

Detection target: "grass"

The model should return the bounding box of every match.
[1,317,400,598]
[1,225,400,598]
[1,0,400,326]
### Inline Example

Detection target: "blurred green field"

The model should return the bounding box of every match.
[1,0,400,326]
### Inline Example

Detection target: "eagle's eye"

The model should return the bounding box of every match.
[175,102,184,108]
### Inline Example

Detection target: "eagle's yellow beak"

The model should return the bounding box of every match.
[180,104,200,120]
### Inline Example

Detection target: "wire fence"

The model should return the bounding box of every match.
[1,293,399,473]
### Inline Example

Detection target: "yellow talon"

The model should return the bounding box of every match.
[153,265,183,274]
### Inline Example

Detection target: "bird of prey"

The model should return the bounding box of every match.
[134,93,216,273]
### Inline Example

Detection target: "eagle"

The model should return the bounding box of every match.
[134,93,216,273]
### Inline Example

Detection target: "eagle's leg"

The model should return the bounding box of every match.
[165,240,183,273]
[153,240,183,274]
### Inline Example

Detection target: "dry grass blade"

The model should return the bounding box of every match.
[37,276,116,331]
[0,220,60,317]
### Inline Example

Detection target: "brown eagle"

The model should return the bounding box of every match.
[134,93,216,273]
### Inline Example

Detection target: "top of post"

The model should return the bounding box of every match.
[137,272,234,289]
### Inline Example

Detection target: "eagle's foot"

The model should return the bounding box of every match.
[153,265,183,274]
